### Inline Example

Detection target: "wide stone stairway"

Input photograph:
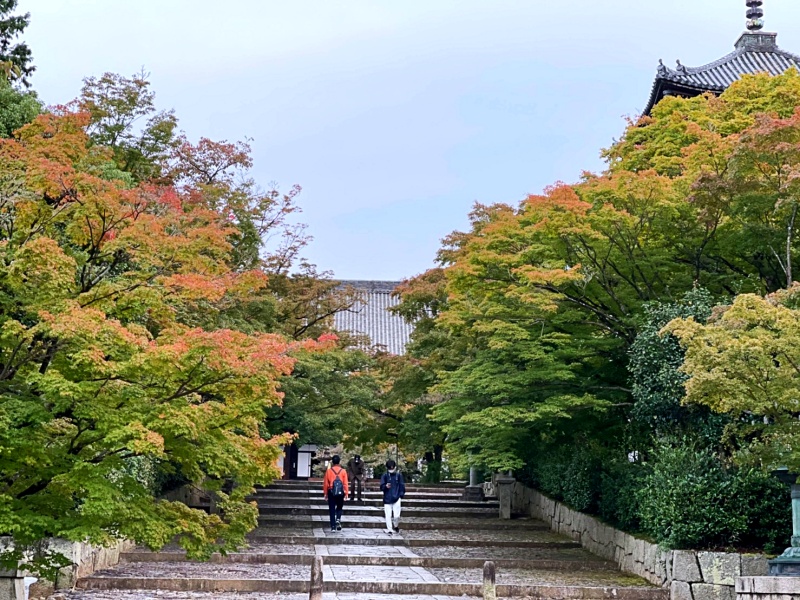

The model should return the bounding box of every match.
[58,480,668,599]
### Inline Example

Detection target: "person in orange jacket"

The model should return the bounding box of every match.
[322,455,349,532]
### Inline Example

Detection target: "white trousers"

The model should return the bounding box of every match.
[384,499,402,530]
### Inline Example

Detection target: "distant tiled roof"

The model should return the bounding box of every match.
[644,32,800,115]
[333,281,413,355]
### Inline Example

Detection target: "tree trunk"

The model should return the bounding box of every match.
[787,203,798,288]
[423,445,444,483]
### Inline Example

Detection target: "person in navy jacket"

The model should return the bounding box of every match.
[379,459,406,534]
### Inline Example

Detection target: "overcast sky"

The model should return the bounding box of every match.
[22,1,800,280]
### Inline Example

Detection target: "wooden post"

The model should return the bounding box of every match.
[483,561,497,600]
[309,555,324,600]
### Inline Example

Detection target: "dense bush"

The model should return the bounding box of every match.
[598,458,646,532]
[730,470,790,555]
[636,442,747,548]
[530,447,568,500]
[561,449,601,512]
[530,440,791,551]
[531,445,601,513]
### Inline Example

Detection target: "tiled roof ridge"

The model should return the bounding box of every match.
[337,280,403,294]
[657,47,800,85]
[644,32,800,115]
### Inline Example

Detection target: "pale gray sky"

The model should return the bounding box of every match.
[23,1,800,280]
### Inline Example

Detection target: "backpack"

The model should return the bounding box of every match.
[330,467,345,498]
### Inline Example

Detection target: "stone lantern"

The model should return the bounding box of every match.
[769,469,800,575]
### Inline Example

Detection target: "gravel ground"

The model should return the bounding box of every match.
[429,567,653,587]
[91,561,310,580]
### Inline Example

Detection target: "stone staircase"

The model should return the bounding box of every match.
[58,479,669,600]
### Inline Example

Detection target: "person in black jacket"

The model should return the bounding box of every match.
[379,459,406,534]
[346,454,366,503]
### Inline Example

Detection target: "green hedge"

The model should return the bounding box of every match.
[530,446,601,513]
[530,441,790,552]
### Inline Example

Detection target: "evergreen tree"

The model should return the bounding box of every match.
[0,0,33,86]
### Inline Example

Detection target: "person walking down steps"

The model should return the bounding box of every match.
[380,459,406,534]
[346,454,366,503]
[323,455,349,532]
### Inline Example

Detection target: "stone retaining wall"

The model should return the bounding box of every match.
[737,576,800,600]
[0,538,133,599]
[47,539,135,588]
[495,481,770,600]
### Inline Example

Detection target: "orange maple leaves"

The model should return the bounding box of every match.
[0,106,335,467]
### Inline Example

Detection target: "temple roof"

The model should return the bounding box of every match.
[333,280,413,355]
[644,32,800,115]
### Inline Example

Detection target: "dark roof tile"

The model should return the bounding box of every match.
[644,32,800,114]
[334,280,413,355]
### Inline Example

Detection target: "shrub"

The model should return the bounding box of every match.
[732,470,791,555]
[598,458,647,532]
[530,444,601,512]
[637,441,746,549]
[528,436,788,552]
[562,448,601,512]
[530,448,569,501]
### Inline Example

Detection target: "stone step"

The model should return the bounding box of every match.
[263,492,468,500]
[264,483,467,494]
[120,551,617,572]
[259,487,464,492]
[77,574,664,599]
[266,480,466,487]
[255,496,499,508]
[246,534,584,549]
[257,515,547,530]
[56,592,479,600]
[256,505,499,518]
[256,491,472,502]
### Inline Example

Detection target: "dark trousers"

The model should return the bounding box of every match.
[350,477,363,501]
[327,495,344,529]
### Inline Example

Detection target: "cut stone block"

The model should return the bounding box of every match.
[671,580,693,600]
[691,583,734,600]
[697,552,740,586]
[673,551,702,583]
[737,575,800,595]
[0,576,24,600]
[740,555,768,577]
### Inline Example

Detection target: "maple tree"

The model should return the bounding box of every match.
[0,107,337,571]
[699,109,800,290]
[77,71,374,479]
[605,71,800,177]
[665,289,800,472]
[266,343,380,448]
[391,72,800,473]
[364,270,451,480]
[162,132,369,448]
[81,71,178,183]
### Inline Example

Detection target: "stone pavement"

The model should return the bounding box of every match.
[61,480,668,599]
[56,593,479,600]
